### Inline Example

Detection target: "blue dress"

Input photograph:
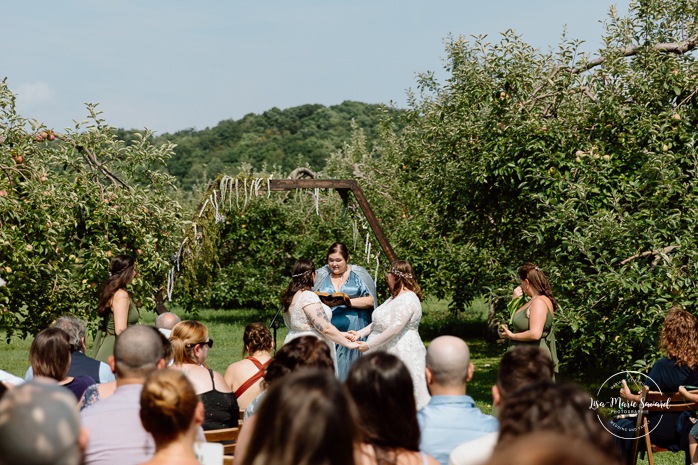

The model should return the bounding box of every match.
[314,264,377,381]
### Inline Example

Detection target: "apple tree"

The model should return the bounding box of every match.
[355,0,698,374]
[0,79,183,339]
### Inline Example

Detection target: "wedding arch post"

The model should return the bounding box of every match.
[268,179,398,263]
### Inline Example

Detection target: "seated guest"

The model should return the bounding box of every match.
[170,320,238,430]
[139,369,205,465]
[155,311,181,338]
[346,352,440,465]
[30,327,95,400]
[234,336,336,465]
[0,380,89,465]
[81,325,168,465]
[484,431,622,465]
[224,322,273,410]
[449,346,555,465]
[496,381,620,463]
[238,369,358,465]
[418,336,498,465]
[610,306,698,464]
[80,329,172,411]
[25,314,115,383]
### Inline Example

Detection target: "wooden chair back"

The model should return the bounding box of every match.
[630,386,698,465]
[204,427,240,456]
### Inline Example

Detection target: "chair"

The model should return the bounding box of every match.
[204,427,240,456]
[631,386,698,465]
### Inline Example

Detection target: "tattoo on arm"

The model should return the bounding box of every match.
[311,307,331,333]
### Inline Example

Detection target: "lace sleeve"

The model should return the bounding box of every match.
[357,323,373,338]
[367,293,419,350]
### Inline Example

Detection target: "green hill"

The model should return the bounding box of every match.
[135,101,401,189]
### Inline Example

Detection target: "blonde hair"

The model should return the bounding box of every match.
[140,370,199,445]
[170,320,209,366]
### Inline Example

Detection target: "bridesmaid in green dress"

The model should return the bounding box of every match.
[93,255,140,363]
[499,263,559,374]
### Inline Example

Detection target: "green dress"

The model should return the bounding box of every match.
[93,298,140,363]
[510,302,559,373]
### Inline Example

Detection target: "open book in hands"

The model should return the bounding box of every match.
[315,291,352,308]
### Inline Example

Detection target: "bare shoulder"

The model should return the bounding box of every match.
[530,295,553,315]
[213,369,232,392]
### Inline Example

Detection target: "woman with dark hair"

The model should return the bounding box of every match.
[234,336,337,465]
[239,369,359,465]
[498,263,558,373]
[314,242,377,380]
[611,306,698,463]
[139,369,204,465]
[170,320,238,430]
[282,259,359,368]
[30,327,95,401]
[93,255,140,363]
[352,260,429,408]
[224,322,274,410]
[497,380,619,462]
[346,352,439,465]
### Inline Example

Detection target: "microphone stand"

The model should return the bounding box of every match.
[269,305,283,354]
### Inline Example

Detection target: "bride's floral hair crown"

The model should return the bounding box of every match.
[390,268,413,280]
[293,269,312,278]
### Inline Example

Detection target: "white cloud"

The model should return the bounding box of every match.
[14,82,56,109]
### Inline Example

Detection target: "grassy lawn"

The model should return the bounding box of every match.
[0,298,685,464]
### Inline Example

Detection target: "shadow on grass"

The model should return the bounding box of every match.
[180,307,277,326]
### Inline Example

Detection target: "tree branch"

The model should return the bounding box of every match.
[572,37,698,74]
[619,246,678,266]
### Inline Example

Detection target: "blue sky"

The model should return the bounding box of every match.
[2,1,629,134]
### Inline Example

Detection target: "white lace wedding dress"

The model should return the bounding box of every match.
[283,290,337,370]
[357,290,430,409]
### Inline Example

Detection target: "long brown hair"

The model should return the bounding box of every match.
[346,352,420,454]
[97,255,136,316]
[241,369,359,465]
[281,259,315,311]
[389,260,422,300]
[518,263,557,311]
[660,306,698,367]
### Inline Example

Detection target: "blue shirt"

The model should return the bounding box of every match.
[417,395,499,465]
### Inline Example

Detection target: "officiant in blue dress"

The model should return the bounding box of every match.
[314,242,377,380]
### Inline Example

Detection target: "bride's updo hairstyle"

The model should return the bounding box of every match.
[388,260,422,300]
[281,259,316,311]
[140,369,200,445]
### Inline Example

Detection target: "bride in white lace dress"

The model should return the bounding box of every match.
[282,259,358,370]
[352,260,430,409]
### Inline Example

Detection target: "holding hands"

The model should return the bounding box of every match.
[356,341,369,353]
